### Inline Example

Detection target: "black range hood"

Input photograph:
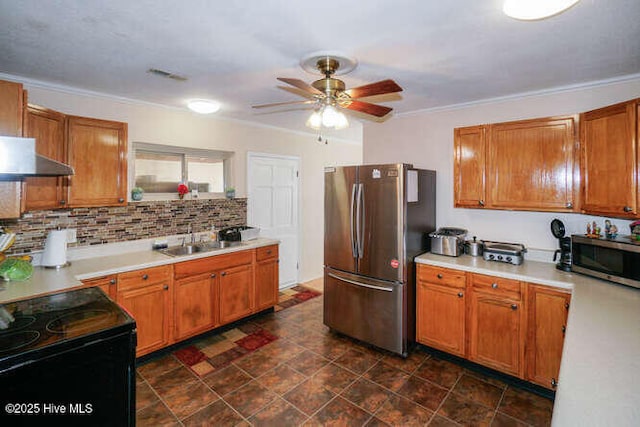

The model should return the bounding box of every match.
[0,136,74,180]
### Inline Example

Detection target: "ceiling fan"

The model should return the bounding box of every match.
[253,54,403,128]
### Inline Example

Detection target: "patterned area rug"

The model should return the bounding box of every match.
[173,285,321,377]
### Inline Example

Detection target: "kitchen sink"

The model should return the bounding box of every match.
[159,241,245,257]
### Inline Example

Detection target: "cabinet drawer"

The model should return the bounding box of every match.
[118,265,172,290]
[471,273,521,299]
[174,249,253,279]
[256,245,278,261]
[417,265,466,288]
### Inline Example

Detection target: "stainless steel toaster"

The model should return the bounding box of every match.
[429,227,468,257]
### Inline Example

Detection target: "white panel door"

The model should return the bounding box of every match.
[248,153,299,288]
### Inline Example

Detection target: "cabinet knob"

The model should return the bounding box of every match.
[59,200,66,205]
[623,206,633,213]
[511,303,518,310]
[562,325,566,334]
[565,202,573,209]
[118,198,125,203]
[565,302,570,310]
[142,274,149,280]
[457,292,464,298]
[221,272,227,276]
[109,279,116,285]
[277,259,280,263]
[478,200,485,207]
[437,274,443,279]
[163,285,169,290]
[491,283,498,289]
[210,273,216,278]
[551,378,558,388]
[267,250,272,255]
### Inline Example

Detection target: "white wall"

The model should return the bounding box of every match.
[363,77,640,256]
[26,85,362,282]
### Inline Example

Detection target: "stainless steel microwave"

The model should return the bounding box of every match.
[571,235,640,289]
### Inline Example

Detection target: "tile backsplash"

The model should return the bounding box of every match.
[0,198,246,255]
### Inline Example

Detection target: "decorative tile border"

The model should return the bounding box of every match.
[0,198,246,254]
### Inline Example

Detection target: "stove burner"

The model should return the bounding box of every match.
[0,315,36,333]
[0,330,41,353]
[46,309,113,334]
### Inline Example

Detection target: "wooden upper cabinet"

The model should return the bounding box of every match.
[454,125,486,208]
[23,105,66,211]
[455,116,578,212]
[66,116,127,207]
[487,116,578,212]
[0,80,25,219]
[581,100,637,217]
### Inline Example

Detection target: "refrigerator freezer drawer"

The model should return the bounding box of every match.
[323,268,407,356]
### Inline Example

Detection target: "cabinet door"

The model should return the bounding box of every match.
[0,80,25,219]
[117,282,171,357]
[526,285,571,389]
[454,125,486,208]
[81,275,117,299]
[255,259,278,311]
[487,116,577,212]
[581,101,637,217]
[23,105,66,210]
[66,116,127,207]
[219,264,254,325]
[174,272,218,341]
[468,292,525,377]
[416,280,466,357]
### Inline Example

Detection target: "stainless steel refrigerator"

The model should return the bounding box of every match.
[324,163,436,356]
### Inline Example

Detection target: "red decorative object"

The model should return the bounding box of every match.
[177,183,189,199]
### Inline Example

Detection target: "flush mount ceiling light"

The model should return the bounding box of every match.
[187,99,221,114]
[503,0,580,20]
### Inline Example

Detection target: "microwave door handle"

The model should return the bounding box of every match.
[350,184,357,258]
[356,183,364,259]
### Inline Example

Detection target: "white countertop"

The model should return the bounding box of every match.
[0,237,279,304]
[415,252,640,426]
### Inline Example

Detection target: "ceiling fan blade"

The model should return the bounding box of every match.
[345,79,403,99]
[343,100,393,117]
[252,100,315,109]
[277,77,324,96]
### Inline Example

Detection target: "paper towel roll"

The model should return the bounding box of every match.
[42,229,68,268]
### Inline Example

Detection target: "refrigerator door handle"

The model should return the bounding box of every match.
[350,183,357,258]
[328,272,393,292]
[356,183,364,259]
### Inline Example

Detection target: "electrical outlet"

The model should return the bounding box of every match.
[67,228,77,243]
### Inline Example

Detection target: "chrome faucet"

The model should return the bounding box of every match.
[181,223,195,246]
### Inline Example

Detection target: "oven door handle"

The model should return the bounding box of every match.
[328,273,393,292]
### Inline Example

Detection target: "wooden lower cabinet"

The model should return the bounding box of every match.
[255,245,279,311]
[81,275,117,299]
[174,272,218,341]
[116,265,172,357]
[416,265,466,357]
[219,264,254,324]
[526,284,571,389]
[468,290,525,378]
[416,265,570,388]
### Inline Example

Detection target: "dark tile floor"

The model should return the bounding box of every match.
[136,290,553,426]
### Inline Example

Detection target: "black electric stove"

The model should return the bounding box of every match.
[0,287,136,426]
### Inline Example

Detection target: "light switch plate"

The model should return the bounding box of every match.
[67,228,77,243]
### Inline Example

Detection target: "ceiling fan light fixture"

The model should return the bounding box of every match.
[321,105,340,127]
[306,110,322,130]
[503,0,580,20]
[187,99,221,114]
[334,111,349,130]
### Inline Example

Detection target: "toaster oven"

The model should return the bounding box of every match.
[429,227,467,257]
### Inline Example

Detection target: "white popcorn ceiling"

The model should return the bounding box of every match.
[0,0,639,138]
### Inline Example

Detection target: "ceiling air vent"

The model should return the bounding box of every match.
[147,68,187,82]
